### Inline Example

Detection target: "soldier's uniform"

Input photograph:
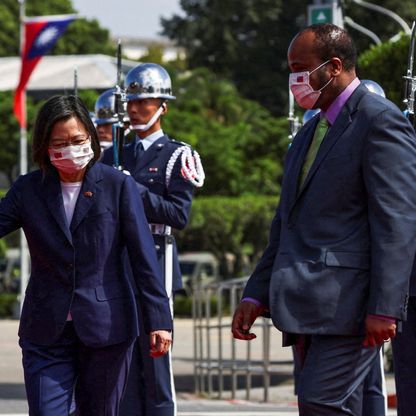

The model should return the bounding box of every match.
[101,63,201,416]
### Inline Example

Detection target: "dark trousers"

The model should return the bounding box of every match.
[20,322,134,416]
[362,349,386,415]
[294,334,380,415]
[392,295,416,416]
[119,317,176,416]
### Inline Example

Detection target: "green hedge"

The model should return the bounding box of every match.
[174,293,230,318]
[176,194,278,277]
[0,293,18,318]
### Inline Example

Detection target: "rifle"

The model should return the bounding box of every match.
[113,39,126,169]
[73,67,78,96]
[404,21,416,128]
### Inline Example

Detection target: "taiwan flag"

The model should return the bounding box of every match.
[13,14,76,128]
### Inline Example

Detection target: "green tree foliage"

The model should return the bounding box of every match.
[0,0,114,56]
[161,0,416,117]
[161,0,308,116]
[163,67,290,196]
[176,195,278,277]
[358,32,410,109]
[342,0,416,53]
[0,91,41,184]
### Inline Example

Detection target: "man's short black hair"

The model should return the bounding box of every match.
[301,24,357,71]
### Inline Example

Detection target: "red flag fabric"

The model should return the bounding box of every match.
[13,14,76,128]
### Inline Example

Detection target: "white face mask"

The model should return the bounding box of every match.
[131,104,165,132]
[48,142,94,174]
[289,59,333,109]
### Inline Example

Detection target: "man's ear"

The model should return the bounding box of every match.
[330,57,343,76]
[161,102,168,114]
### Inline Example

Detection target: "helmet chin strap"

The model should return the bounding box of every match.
[131,103,165,132]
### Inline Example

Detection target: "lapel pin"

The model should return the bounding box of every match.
[149,167,158,172]
[84,191,93,197]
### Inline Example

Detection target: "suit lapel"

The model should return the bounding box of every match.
[70,164,103,233]
[284,118,319,211]
[297,109,351,196]
[294,85,365,202]
[42,172,73,244]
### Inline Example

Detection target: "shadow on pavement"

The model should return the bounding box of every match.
[175,372,293,393]
[0,383,26,400]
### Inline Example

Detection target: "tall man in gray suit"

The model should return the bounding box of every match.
[232,24,416,415]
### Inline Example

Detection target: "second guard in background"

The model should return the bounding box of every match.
[101,62,204,416]
[94,89,118,152]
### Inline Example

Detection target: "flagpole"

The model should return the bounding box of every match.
[18,0,29,315]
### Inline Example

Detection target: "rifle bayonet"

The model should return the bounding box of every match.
[113,39,126,169]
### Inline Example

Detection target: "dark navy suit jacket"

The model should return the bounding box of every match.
[0,163,172,347]
[244,84,416,336]
[102,134,194,291]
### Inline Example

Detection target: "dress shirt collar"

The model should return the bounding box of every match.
[321,77,360,125]
[135,129,164,152]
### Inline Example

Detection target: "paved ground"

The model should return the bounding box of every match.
[0,318,398,415]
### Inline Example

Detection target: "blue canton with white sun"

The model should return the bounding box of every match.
[27,21,72,59]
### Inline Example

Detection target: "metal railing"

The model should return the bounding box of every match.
[192,276,293,401]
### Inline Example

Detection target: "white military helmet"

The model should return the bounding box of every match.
[94,88,118,125]
[125,63,176,102]
[302,108,321,124]
[361,79,386,98]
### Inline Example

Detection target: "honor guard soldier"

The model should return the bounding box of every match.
[101,63,204,416]
[94,88,118,152]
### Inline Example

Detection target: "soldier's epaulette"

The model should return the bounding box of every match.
[168,138,191,148]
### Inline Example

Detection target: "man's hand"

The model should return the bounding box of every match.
[363,316,396,347]
[231,301,263,341]
[149,330,172,357]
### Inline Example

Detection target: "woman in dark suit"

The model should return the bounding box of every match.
[0,95,172,416]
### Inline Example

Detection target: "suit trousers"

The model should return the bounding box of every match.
[294,333,380,415]
[20,322,135,416]
[362,349,387,415]
[392,296,416,416]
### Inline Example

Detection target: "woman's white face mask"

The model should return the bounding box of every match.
[48,142,94,174]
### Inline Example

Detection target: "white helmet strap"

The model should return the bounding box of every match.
[131,103,166,132]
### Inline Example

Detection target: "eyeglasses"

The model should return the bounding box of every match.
[49,135,90,150]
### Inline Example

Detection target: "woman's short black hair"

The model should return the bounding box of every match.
[32,95,101,174]
[302,23,357,71]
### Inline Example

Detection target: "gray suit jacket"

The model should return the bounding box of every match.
[244,84,416,336]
